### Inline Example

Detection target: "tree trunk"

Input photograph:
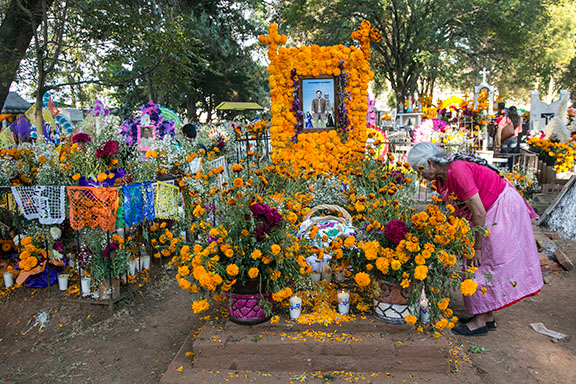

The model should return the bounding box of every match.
[0,0,54,110]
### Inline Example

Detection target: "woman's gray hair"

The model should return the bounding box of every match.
[407,142,448,169]
[407,142,500,174]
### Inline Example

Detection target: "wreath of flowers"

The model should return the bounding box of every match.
[119,100,175,146]
[259,21,381,175]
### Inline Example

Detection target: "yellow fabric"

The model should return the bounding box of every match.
[42,108,56,129]
[155,181,180,220]
[215,102,264,111]
[0,127,15,148]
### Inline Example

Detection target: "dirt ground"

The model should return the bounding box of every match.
[1,240,575,384]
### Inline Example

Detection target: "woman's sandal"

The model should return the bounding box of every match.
[452,324,488,336]
[458,316,497,331]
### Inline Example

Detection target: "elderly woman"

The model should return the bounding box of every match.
[407,143,543,336]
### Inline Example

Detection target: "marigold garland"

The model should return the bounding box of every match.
[259,22,380,175]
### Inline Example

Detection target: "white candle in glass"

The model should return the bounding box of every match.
[289,295,302,320]
[337,290,350,315]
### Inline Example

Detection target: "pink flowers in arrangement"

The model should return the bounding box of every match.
[413,118,449,143]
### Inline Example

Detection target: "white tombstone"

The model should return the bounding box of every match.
[473,68,496,150]
[530,90,570,133]
[473,68,496,115]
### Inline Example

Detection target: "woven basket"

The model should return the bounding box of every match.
[299,204,352,236]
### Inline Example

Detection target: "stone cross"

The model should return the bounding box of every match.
[480,68,489,84]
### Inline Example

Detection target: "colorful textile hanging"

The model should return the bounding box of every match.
[142,181,155,220]
[67,187,119,232]
[11,186,66,225]
[116,188,125,228]
[154,181,179,220]
[123,183,144,227]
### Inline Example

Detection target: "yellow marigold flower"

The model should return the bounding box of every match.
[271,244,281,255]
[414,254,426,265]
[97,172,108,182]
[433,331,441,338]
[404,314,417,325]
[460,279,478,296]
[251,249,262,260]
[72,173,81,181]
[484,230,491,237]
[233,178,244,188]
[21,237,33,246]
[178,278,191,290]
[414,265,428,280]
[400,278,410,288]
[309,226,319,239]
[248,267,259,279]
[434,318,449,330]
[391,260,401,271]
[226,264,239,277]
[354,272,371,287]
[344,235,356,248]
[231,164,244,172]
[192,299,210,314]
[270,315,279,324]
[225,249,234,258]
[437,297,450,311]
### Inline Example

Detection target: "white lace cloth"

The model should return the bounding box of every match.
[11,186,66,225]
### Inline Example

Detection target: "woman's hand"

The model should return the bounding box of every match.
[474,248,482,266]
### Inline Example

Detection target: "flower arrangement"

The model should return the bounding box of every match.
[259,21,379,175]
[171,163,307,315]
[119,100,175,146]
[501,169,540,200]
[529,135,576,173]
[339,155,479,332]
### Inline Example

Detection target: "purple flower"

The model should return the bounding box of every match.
[250,203,283,241]
[384,220,409,245]
[53,241,64,253]
[72,133,91,143]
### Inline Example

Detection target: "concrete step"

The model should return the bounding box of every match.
[161,316,459,384]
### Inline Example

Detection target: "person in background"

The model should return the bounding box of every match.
[407,142,543,336]
[495,106,522,159]
[182,123,198,142]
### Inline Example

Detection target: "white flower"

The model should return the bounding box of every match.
[50,227,62,240]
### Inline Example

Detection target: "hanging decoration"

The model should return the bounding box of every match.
[142,181,156,221]
[11,186,66,225]
[154,181,179,220]
[67,187,119,232]
[123,183,145,227]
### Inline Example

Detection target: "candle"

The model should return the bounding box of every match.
[289,295,302,320]
[337,290,350,315]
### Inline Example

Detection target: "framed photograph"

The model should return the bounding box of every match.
[137,125,156,151]
[300,76,338,131]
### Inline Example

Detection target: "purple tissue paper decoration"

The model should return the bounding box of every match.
[10,115,33,141]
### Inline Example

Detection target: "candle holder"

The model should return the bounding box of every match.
[289,295,302,320]
[337,290,350,315]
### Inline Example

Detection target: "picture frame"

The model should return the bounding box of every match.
[299,75,338,132]
[137,125,156,151]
